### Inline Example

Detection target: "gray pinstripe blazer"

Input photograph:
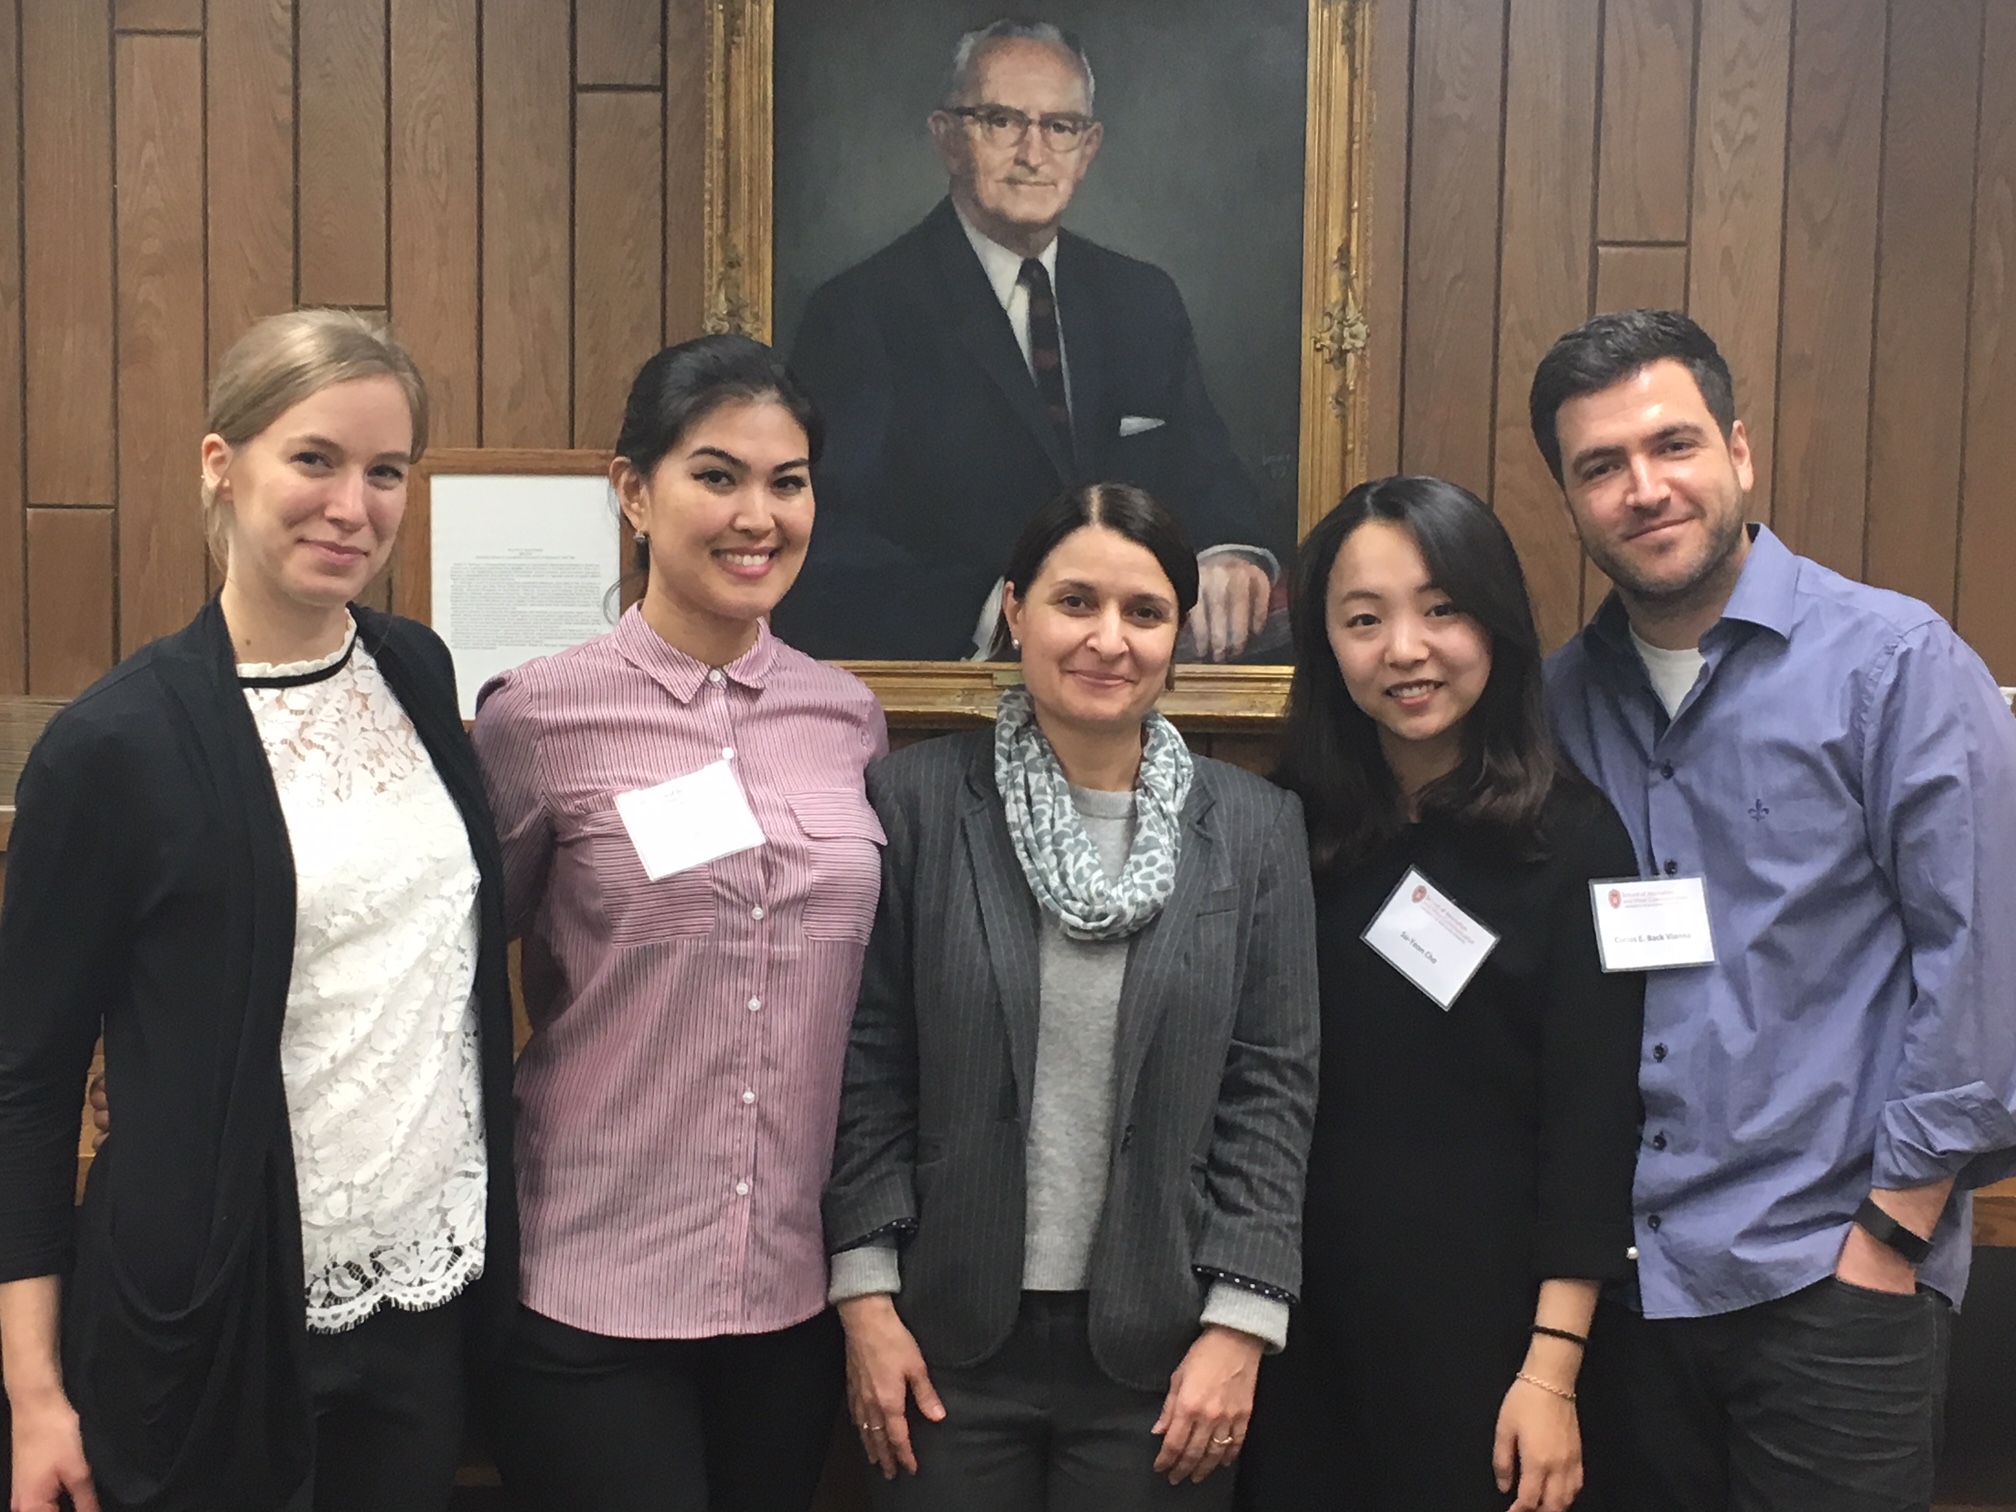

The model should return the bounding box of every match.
[824,728,1320,1391]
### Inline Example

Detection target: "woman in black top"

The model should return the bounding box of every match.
[0,311,517,1512]
[1237,476,1644,1512]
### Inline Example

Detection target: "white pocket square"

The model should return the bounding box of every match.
[1117,415,1166,437]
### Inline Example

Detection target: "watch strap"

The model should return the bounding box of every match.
[1853,1196,1932,1266]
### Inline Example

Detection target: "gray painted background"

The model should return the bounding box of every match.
[772,0,1309,554]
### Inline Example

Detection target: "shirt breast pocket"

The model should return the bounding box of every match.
[785,789,888,942]
[576,811,717,943]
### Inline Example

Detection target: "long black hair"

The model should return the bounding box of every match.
[984,481,1200,658]
[1276,475,1563,873]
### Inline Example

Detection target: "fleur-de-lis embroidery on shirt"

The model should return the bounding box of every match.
[1749,797,1771,821]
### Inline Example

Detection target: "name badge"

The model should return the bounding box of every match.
[613,759,766,880]
[1588,877,1716,971]
[1361,867,1500,1010]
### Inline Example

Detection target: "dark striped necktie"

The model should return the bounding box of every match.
[1019,258,1074,457]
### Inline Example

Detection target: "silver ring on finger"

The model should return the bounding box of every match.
[1210,1434,1235,1447]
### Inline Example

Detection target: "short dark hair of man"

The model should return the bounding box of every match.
[1276,475,1567,873]
[985,481,1200,659]
[1527,309,1737,485]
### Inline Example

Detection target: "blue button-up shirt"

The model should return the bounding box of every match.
[1547,525,2016,1317]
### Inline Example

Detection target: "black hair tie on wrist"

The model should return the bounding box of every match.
[1530,1324,1589,1348]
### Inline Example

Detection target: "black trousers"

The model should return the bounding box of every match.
[476,1304,845,1512]
[282,1297,469,1512]
[1576,1279,1952,1512]
[873,1292,1233,1512]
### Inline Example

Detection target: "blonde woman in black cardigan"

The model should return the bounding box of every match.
[0,312,517,1512]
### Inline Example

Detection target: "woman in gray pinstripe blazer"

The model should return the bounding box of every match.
[824,483,1321,1512]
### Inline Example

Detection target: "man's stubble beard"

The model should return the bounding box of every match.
[1587,503,1749,619]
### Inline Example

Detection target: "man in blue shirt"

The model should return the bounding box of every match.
[1532,309,2016,1512]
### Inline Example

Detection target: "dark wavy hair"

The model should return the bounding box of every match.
[1528,308,1735,484]
[984,481,1200,658]
[614,333,823,576]
[1276,475,1563,873]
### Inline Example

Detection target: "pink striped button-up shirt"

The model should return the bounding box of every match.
[472,609,888,1338]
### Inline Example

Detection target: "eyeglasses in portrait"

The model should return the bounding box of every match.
[701,0,1373,695]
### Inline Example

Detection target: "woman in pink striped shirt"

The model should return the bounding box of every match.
[470,334,889,1512]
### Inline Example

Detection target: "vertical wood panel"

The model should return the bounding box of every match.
[1493,0,1602,650]
[22,4,115,505]
[0,0,24,693]
[1360,0,1413,481]
[575,93,663,449]
[1772,0,1883,576]
[1688,0,1790,523]
[299,0,389,306]
[577,0,660,88]
[1401,0,1506,496]
[1597,0,1696,242]
[1958,3,2016,680]
[207,0,296,363]
[116,0,203,29]
[1593,244,1689,312]
[1864,0,1982,618]
[117,35,209,652]
[665,0,707,341]
[483,0,572,445]
[390,0,480,445]
[26,509,115,696]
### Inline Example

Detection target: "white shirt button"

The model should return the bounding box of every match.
[734,1180,750,1196]
[721,745,735,759]
[1626,1246,1640,1261]
[747,996,761,1012]
[750,905,765,921]
[708,669,724,684]
[741,1089,756,1105]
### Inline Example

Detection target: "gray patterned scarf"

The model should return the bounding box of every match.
[993,684,1195,941]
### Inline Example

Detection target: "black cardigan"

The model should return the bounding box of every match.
[0,600,518,1512]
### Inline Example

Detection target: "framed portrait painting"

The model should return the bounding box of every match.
[703,0,1373,726]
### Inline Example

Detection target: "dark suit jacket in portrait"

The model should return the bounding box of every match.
[823,729,1319,1391]
[776,199,1275,660]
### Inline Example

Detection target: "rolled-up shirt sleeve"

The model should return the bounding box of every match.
[1861,624,2016,1192]
[828,1237,902,1303]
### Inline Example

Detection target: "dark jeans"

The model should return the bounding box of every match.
[282,1297,468,1512]
[874,1292,1233,1512]
[1577,1278,1952,1512]
[476,1304,844,1512]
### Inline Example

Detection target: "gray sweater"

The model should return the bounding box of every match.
[830,786,1288,1350]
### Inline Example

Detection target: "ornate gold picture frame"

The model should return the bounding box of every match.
[704,0,1374,727]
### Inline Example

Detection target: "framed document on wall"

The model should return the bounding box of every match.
[390,450,627,719]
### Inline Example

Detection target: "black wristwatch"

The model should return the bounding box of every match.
[1853,1197,1932,1265]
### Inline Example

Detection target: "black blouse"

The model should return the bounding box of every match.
[1301,778,1645,1297]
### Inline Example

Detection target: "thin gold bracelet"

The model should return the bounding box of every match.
[1515,1371,1577,1403]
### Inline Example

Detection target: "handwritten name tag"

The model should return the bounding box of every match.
[613,759,765,880]
[1588,877,1716,971]
[1361,867,1500,1010]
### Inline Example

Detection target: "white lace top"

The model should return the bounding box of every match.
[239,622,487,1333]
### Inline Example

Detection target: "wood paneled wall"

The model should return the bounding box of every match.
[1361,0,2016,676]
[3,0,2012,694]
[1,0,703,696]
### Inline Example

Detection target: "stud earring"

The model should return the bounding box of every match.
[634,529,648,544]
[1011,637,1021,652]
